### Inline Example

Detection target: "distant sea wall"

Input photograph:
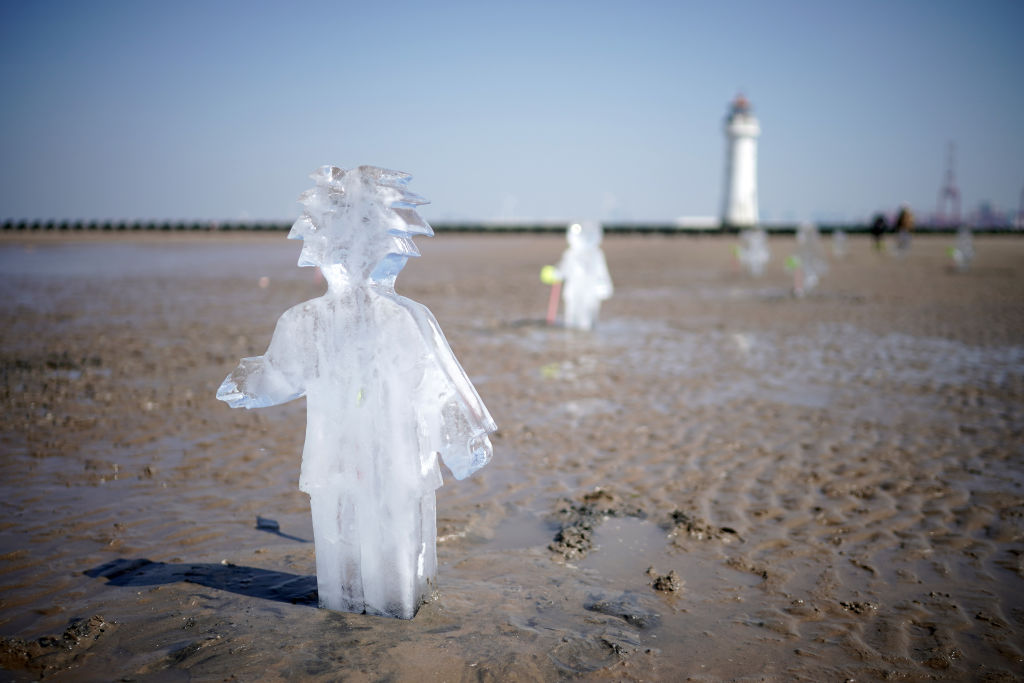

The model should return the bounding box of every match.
[1,220,1019,234]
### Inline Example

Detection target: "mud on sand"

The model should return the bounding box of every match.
[1,232,1023,680]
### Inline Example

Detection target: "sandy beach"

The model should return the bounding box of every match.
[1,231,1022,681]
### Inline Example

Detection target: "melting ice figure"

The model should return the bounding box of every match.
[791,222,828,297]
[553,221,613,330]
[737,227,771,276]
[951,225,974,271]
[216,166,496,619]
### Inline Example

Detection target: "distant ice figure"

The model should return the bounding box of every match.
[951,225,974,271]
[831,229,847,258]
[553,221,613,330]
[737,227,770,276]
[216,165,496,619]
[791,222,828,297]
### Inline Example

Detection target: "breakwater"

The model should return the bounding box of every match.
[2,220,1014,234]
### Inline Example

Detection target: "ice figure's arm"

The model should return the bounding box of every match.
[216,308,307,409]
[404,301,496,479]
[594,251,613,299]
[439,397,493,480]
[553,249,572,280]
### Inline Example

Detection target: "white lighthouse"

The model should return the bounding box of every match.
[721,94,761,228]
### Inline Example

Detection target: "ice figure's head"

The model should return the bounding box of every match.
[567,221,603,248]
[288,165,432,281]
[796,222,818,245]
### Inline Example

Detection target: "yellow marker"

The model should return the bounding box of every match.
[540,265,562,285]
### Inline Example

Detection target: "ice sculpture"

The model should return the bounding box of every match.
[950,225,974,271]
[736,227,771,276]
[551,221,613,330]
[790,222,828,297]
[831,229,848,258]
[216,165,496,619]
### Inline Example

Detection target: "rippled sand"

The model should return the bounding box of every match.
[1,231,1022,681]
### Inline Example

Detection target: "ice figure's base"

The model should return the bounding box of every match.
[563,300,601,331]
[317,589,431,620]
[308,491,436,620]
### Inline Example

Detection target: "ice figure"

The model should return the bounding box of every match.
[216,165,496,619]
[950,225,974,271]
[790,222,828,297]
[736,227,770,276]
[831,229,848,258]
[552,221,613,330]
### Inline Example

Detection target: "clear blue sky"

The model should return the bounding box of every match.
[1,0,1022,224]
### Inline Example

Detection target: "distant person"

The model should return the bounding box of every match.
[895,204,914,255]
[870,213,887,252]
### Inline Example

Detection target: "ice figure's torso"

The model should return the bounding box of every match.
[268,286,473,497]
[797,228,828,289]
[739,229,770,276]
[559,246,612,299]
[954,227,974,268]
[558,245,613,329]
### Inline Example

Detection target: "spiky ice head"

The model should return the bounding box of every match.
[288,165,434,280]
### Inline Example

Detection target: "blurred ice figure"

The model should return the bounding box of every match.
[554,221,613,330]
[737,227,770,276]
[792,222,828,297]
[951,224,974,271]
[216,165,496,619]
[831,229,848,258]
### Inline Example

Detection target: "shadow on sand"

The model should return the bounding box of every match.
[84,558,318,606]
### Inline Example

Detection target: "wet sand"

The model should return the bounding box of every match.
[1,231,1022,681]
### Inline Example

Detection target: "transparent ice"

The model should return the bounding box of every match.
[553,221,613,330]
[951,225,974,271]
[737,227,770,277]
[216,165,496,619]
[793,222,828,296]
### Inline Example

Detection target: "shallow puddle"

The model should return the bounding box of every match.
[487,513,555,551]
[579,517,669,585]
